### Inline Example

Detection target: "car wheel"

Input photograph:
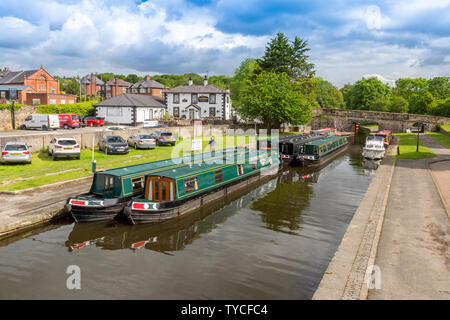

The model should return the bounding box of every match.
[48,148,51,156]
[42,125,48,131]
[64,124,68,129]
[52,153,56,161]
[171,142,175,146]
[76,155,80,160]
[156,141,159,146]
[21,125,26,130]
[135,143,138,150]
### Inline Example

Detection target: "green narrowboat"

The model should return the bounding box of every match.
[65,147,250,222]
[296,135,349,166]
[124,151,280,224]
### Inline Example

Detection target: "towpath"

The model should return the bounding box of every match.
[368,134,450,299]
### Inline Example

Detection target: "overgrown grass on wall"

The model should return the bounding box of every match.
[37,100,99,116]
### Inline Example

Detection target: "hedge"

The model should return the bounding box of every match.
[0,103,24,111]
[36,100,99,116]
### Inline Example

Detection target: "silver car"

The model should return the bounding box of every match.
[1,142,32,164]
[127,133,156,149]
[152,131,176,146]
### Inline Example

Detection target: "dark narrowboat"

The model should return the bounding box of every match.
[65,147,250,222]
[124,151,280,224]
[296,135,349,166]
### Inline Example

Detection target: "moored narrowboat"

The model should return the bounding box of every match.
[65,147,250,222]
[362,134,385,160]
[296,135,349,166]
[124,151,280,224]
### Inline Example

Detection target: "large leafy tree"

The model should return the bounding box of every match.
[428,77,450,100]
[344,77,392,110]
[315,78,344,109]
[388,96,409,113]
[229,58,257,106]
[257,32,315,79]
[239,71,312,129]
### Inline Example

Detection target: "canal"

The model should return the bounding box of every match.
[0,145,377,299]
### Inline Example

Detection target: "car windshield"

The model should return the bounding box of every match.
[107,136,124,143]
[58,140,77,146]
[139,135,153,139]
[160,132,172,136]
[5,144,27,151]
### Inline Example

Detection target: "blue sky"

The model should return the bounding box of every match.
[0,0,449,87]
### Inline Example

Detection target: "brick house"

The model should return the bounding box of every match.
[165,76,232,120]
[100,78,131,99]
[0,65,76,105]
[127,75,167,98]
[80,73,104,96]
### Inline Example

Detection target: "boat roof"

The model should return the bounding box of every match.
[144,152,267,179]
[305,135,343,146]
[96,147,248,177]
[376,130,391,135]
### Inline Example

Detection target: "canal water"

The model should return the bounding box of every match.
[0,145,377,299]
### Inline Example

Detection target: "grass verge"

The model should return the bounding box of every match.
[394,133,435,159]
[425,132,450,149]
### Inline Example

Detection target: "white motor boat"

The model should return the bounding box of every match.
[362,135,385,160]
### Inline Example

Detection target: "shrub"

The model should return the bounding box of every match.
[36,100,99,116]
[0,103,24,111]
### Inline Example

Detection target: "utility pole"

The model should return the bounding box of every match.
[11,100,15,130]
[416,122,421,152]
[9,88,17,130]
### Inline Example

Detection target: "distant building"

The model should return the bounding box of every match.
[101,78,131,99]
[80,73,104,95]
[94,93,166,126]
[0,65,76,105]
[165,76,232,120]
[127,75,167,98]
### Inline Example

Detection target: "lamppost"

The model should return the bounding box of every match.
[416,122,422,152]
[9,88,17,130]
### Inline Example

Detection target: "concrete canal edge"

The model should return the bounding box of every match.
[313,138,398,300]
[0,175,92,195]
[427,160,450,220]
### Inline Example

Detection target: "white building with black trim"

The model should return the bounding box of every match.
[94,93,166,126]
[165,76,232,120]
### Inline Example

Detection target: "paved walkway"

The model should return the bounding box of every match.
[368,134,450,299]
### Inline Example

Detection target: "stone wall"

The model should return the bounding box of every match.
[0,105,37,131]
[312,108,450,132]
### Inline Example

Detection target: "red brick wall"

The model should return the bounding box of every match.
[26,93,77,105]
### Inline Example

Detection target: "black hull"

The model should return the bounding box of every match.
[297,143,349,167]
[67,203,127,223]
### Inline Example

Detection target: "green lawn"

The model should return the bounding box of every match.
[441,125,450,132]
[0,135,256,191]
[425,132,450,149]
[394,133,435,159]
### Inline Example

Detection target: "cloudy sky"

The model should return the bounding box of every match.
[0,0,449,87]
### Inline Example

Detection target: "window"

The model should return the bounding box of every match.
[214,170,223,183]
[25,115,32,121]
[191,93,198,104]
[107,108,123,116]
[184,177,199,193]
[132,177,145,191]
[173,93,180,104]
[104,176,115,193]
[51,88,55,94]
[61,100,66,104]
[227,96,229,103]
[252,163,258,170]
[209,94,216,104]
[32,99,40,105]
[237,164,244,175]
[49,99,56,104]
[173,107,180,117]
[0,91,5,98]
[155,181,159,199]
[209,107,215,117]
[161,182,167,200]
[139,87,146,93]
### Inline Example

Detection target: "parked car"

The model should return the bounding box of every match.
[47,137,81,160]
[84,116,105,127]
[58,114,81,129]
[21,114,60,131]
[98,135,129,154]
[1,142,32,164]
[75,115,85,127]
[106,126,126,131]
[127,133,156,149]
[152,131,176,146]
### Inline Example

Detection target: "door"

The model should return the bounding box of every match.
[189,109,194,119]
[146,177,175,202]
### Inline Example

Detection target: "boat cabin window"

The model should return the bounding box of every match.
[105,176,114,192]
[313,146,319,154]
[184,177,199,193]
[237,164,244,176]
[214,170,223,183]
[131,177,144,191]
[252,163,258,170]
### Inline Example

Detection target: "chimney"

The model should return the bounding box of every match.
[188,76,193,86]
[40,65,43,70]
[226,86,230,93]
[145,75,150,81]
[113,78,119,97]
[203,75,208,86]
[100,74,103,81]
[90,73,95,95]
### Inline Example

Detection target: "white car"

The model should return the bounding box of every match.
[127,133,156,149]
[21,114,60,130]
[1,142,32,164]
[48,137,81,160]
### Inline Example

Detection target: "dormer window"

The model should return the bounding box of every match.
[209,94,216,104]
[192,93,197,104]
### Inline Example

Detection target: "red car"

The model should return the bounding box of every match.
[58,114,81,129]
[84,116,105,127]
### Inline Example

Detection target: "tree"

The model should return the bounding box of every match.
[428,98,450,117]
[229,58,257,106]
[315,78,344,109]
[239,70,312,128]
[389,96,409,113]
[63,78,81,95]
[369,97,389,112]
[126,74,142,83]
[428,77,450,100]
[257,32,315,79]
[344,77,392,110]
[101,73,114,82]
